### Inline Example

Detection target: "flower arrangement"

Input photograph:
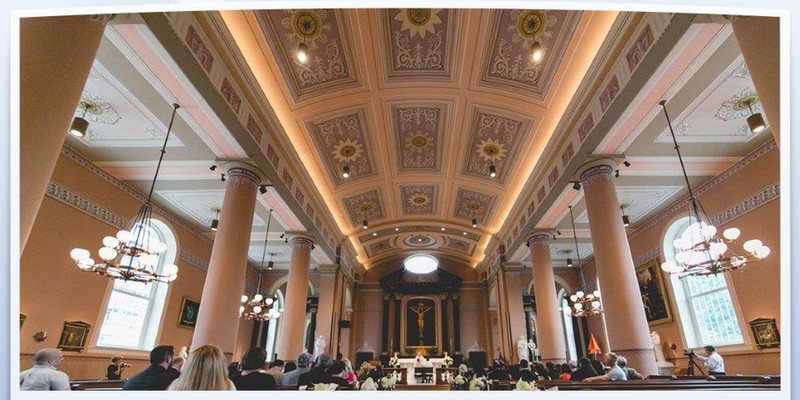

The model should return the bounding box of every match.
[359,377,378,391]
[527,340,536,351]
[442,352,453,368]
[388,352,400,368]
[469,376,489,391]
[313,383,337,391]
[514,379,540,391]
[380,375,398,390]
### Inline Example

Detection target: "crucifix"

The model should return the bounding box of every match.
[410,302,432,345]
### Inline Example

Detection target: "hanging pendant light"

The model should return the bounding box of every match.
[565,205,603,317]
[240,208,281,321]
[69,106,89,137]
[745,100,766,133]
[69,104,181,284]
[658,100,769,277]
[530,40,543,64]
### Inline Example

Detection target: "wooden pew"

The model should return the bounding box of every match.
[435,368,459,383]
[384,367,408,384]
[413,367,433,383]
[70,380,126,390]
[537,379,780,391]
[395,383,450,391]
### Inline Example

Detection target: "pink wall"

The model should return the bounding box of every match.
[20,153,255,379]
[457,288,488,355]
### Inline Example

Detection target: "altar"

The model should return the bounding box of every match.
[396,358,446,384]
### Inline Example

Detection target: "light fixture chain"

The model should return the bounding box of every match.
[659,101,703,223]
[145,103,180,203]
[568,205,582,267]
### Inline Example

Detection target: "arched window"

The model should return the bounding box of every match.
[558,290,578,361]
[264,290,284,361]
[96,219,175,350]
[663,216,744,348]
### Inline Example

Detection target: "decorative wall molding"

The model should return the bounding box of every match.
[60,145,214,246]
[710,181,780,227]
[179,249,210,271]
[632,246,661,266]
[45,181,127,230]
[358,304,383,312]
[628,139,777,240]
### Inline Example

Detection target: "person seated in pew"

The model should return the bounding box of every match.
[20,348,70,391]
[123,345,178,390]
[368,363,386,381]
[298,353,334,387]
[616,356,644,380]
[584,352,627,382]
[487,362,511,381]
[230,347,276,391]
[168,345,236,391]
[590,359,607,375]
[558,363,572,381]
[569,357,599,381]
[534,362,550,381]
[164,356,184,381]
[518,359,537,383]
[281,353,311,386]
[326,362,351,387]
[265,359,284,383]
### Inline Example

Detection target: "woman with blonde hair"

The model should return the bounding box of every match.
[168,345,235,391]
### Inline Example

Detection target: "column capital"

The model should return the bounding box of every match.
[290,232,315,250]
[525,231,553,248]
[220,159,266,189]
[440,292,449,300]
[578,157,620,190]
[88,14,116,23]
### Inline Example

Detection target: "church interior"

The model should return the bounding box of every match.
[17,6,782,392]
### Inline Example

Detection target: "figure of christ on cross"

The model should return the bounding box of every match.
[410,302,433,345]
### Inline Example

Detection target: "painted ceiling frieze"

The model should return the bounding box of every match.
[305,108,377,186]
[443,237,474,255]
[342,189,386,226]
[462,105,533,184]
[479,9,581,99]
[453,187,497,225]
[400,184,438,215]
[381,9,458,81]
[366,238,393,257]
[390,102,447,172]
[255,9,360,101]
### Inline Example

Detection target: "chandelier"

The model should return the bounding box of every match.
[657,100,770,277]
[240,208,281,321]
[69,104,180,284]
[565,205,602,317]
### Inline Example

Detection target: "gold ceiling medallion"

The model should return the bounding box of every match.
[733,94,760,112]
[516,10,546,38]
[332,139,364,163]
[292,11,321,39]
[78,99,103,115]
[466,201,481,212]
[405,131,433,152]
[394,8,443,39]
[409,194,430,207]
[407,9,431,25]
[359,202,375,213]
[476,138,507,161]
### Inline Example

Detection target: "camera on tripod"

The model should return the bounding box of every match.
[120,362,132,368]
[683,349,695,357]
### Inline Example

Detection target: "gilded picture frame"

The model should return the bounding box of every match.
[635,258,673,326]
[178,297,200,329]
[750,318,780,349]
[57,321,91,352]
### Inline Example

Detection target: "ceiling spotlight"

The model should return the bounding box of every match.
[620,204,630,227]
[462,232,467,236]
[259,185,268,194]
[418,237,423,242]
[746,101,766,133]
[614,169,620,178]
[279,233,285,239]
[284,238,289,243]
[267,261,274,270]
[530,41,543,64]
[297,42,309,64]
[221,174,226,182]
[69,107,89,137]
[572,181,581,191]
[372,232,377,237]
[471,218,478,228]
[211,218,219,231]
[441,227,446,231]
[623,160,631,167]
[489,164,497,178]
[567,258,573,267]
[395,227,400,232]
[362,219,369,230]
[342,165,350,179]
[210,164,217,171]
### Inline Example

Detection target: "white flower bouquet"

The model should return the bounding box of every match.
[388,353,400,368]
[514,379,539,391]
[380,375,398,390]
[469,377,489,391]
[359,377,378,391]
[442,352,454,368]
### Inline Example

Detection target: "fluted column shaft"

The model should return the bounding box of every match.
[192,165,262,354]
[20,15,110,251]
[527,233,567,363]
[580,161,657,375]
[276,233,315,359]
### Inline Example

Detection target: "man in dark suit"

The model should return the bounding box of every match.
[518,360,538,382]
[298,353,334,387]
[123,345,177,390]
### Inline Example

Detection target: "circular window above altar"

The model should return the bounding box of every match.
[404,254,438,274]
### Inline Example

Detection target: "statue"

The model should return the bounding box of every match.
[517,335,529,362]
[410,302,432,344]
[313,335,326,361]
[650,331,674,375]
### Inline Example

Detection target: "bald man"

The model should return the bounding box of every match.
[20,348,70,390]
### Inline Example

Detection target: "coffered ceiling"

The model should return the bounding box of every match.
[65,8,774,277]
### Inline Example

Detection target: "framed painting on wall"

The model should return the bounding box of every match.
[635,258,673,326]
[178,297,200,329]
[57,321,91,352]
[750,318,780,349]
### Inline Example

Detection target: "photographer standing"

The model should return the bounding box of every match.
[694,345,725,376]
[107,355,130,380]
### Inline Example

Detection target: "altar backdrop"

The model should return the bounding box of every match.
[406,297,436,347]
